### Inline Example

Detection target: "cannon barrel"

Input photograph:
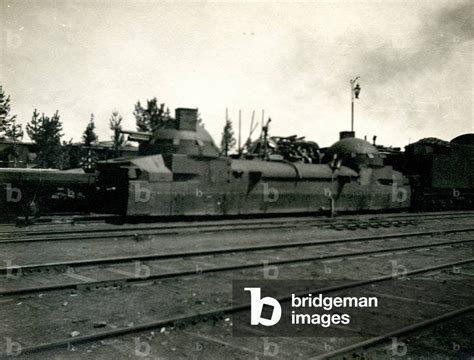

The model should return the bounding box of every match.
[120,130,152,142]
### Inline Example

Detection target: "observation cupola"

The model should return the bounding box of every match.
[323,137,384,170]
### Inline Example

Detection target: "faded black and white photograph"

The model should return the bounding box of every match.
[0,0,473,359]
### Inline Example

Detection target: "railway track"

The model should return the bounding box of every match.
[0,211,473,244]
[1,227,472,296]
[1,209,472,227]
[9,258,473,357]
[2,214,472,358]
[311,306,473,360]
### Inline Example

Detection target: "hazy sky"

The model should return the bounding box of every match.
[1,0,472,148]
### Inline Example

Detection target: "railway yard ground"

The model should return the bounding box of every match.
[0,211,473,359]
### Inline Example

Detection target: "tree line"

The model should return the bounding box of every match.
[0,85,128,170]
[0,84,237,169]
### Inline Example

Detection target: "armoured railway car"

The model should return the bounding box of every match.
[95,108,411,216]
[0,168,95,219]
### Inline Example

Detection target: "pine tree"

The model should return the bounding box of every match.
[62,138,82,169]
[0,86,23,140]
[4,121,23,143]
[109,111,125,157]
[0,85,14,136]
[79,114,99,171]
[82,113,98,146]
[134,98,171,132]
[0,86,24,166]
[220,118,236,156]
[26,109,64,168]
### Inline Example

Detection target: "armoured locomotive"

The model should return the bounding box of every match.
[400,134,474,210]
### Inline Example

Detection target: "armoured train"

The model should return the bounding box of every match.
[0,108,472,219]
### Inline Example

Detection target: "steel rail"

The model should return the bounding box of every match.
[1,227,472,275]
[1,209,471,228]
[0,220,400,243]
[0,227,472,275]
[1,232,472,296]
[311,305,474,359]
[0,215,471,245]
[0,210,460,229]
[1,212,472,244]
[0,217,418,242]
[14,258,474,355]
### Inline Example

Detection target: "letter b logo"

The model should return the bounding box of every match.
[134,182,151,203]
[245,287,281,326]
